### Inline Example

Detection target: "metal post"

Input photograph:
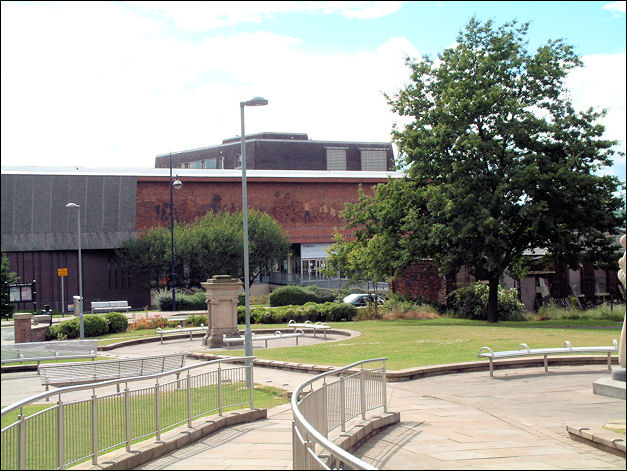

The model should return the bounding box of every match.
[340,376,346,432]
[249,360,255,409]
[155,379,161,441]
[360,367,366,420]
[18,413,25,470]
[91,394,98,465]
[57,400,65,469]
[169,153,176,312]
[382,363,388,414]
[218,364,223,416]
[187,370,192,428]
[61,275,64,316]
[240,102,253,384]
[125,387,131,451]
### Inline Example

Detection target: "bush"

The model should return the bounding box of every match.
[380,296,440,320]
[46,314,110,339]
[447,282,526,321]
[269,285,329,306]
[184,314,207,327]
[238,301,357,324]
[129,314,177,330]
[103,312,128,333]
[157,289,206,311]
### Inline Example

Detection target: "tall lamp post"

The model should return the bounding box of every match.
[65,202,84,339]
[240,96,268,370]
[169,153,183,311]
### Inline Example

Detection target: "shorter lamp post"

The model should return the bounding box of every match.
[169,154,183,311]
[65,202,84,339]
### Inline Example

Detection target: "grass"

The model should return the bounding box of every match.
[216,317,623,371]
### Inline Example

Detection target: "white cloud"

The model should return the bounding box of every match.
[130,1,405,32]
[566,53,626,174]
[0,2,417,169]
[602,1,626,13]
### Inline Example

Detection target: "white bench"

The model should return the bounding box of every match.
[223,330,305,350]
[155,325,206,343]
[477,340,618,377]
[287,320,331,339]
[91,300,132,313]
[39,353,187,391]
[1,340,98,371]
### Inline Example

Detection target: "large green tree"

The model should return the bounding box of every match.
[1,253,20,318]
[344,18,624,322]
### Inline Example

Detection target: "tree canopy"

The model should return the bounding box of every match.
[340,17,625,321]
[118,209,289,289]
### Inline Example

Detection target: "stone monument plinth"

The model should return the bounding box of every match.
[201,275,242,348]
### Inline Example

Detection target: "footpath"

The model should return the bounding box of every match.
[1,316,626,469]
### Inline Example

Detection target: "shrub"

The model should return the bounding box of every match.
[103,312,128,333]
[46,314,110,339]
[381,296,440,320]
[269,285,327,306]
[447,282,526,321]
[184,314,207,327]
[129,314,177,330]
[237,301,356,324]
[157,289,206,311]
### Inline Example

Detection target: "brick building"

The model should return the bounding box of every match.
[1,166,401,312]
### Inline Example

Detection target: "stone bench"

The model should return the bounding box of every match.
[155,325,206,343]
[1,339,98,371]
[477,340,618,377]
[223,330,305,350]
[39,352,187,391]
[287,320,331,339]
[91,301,132,313]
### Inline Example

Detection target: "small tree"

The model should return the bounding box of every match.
[1,253,19,318]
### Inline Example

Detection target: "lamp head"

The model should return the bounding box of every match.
[172,176,183,190]
[242,96,268,107]
[66,203,79,209]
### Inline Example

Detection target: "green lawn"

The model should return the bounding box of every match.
[215,318,623,370]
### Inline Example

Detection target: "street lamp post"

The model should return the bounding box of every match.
[240,96,268,371]
[169,153,183,312]
[65,202,84,339]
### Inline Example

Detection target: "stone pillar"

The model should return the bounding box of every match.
[614,234,626,381]
[201,275,242,348]
[13,312,33,343]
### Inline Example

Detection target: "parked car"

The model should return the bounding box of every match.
[342,293,385,307]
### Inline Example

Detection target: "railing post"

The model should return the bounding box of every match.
[340,376,346,432]
[360,367,366,420]
[218,364,223,416]
[382,362,388,413]
[18,413,26,470]
[57,399,65,469]
[249,361,255,409]
[187,370,192,428]
[155,379,161,441]
[91,392,98,465]
[125,386,131,451]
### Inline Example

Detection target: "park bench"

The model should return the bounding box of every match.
[287,320,331,339]
[155,325,206,343]
[91,300,132,313]
[223,330,305,350]
[39,352,187,392]
[1,340,98,372]
[477,339,618,377]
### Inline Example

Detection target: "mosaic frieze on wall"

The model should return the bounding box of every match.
[136,180,378,242]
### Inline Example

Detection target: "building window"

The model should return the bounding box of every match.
[326,148,347,170]
[234,154,242,169]
[189,161,202,169]
[360,149,387,171]
[202,158,217,169]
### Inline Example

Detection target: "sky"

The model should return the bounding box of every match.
[1,1,625,185]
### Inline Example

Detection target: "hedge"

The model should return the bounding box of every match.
[269,285,337,306]
[237,301,357,324]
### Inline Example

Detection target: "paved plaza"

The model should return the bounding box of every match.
[1,320,625,469]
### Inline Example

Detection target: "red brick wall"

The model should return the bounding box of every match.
[136,178,383,244]
[390,261,447,305]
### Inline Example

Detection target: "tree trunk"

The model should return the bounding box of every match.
[487,276,499,323]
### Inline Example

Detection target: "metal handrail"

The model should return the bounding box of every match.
[1,356,254,417]
[291,357,387,470]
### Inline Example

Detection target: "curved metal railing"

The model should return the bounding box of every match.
[291,358,388,470]
[1,356,254,470]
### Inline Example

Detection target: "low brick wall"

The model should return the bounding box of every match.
[12,312,49,343]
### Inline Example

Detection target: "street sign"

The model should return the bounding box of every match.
[58,268,68,277]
